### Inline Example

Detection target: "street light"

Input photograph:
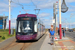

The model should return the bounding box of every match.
[59,0,62,39]
[59,0,68,39]
[61,0,68,13]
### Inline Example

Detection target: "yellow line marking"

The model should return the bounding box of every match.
[58,48,62,50]
[64,45,66,47]
[55,42,58,44]
[63,49,65,50]
[71,49,73,50]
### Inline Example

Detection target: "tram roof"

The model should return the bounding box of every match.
[17,14,37,18]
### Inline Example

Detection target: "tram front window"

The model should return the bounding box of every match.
[18,21,34,33]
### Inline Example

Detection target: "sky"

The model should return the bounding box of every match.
[0,0,75,29]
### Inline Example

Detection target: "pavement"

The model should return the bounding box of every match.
[40,31,75,50]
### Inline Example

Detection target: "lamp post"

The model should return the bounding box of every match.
[59,0,62,39]
[59,0,68,39]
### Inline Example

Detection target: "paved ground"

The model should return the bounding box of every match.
[54,31,75,50]
[0,31,75,50]
[40,31,54,50]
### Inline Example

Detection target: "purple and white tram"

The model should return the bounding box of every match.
[16,13,45,41]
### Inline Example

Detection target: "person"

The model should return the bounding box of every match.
[48,29,50,32]
[62,28,66,37]
[49,28,55,45]
[58,29,60,36]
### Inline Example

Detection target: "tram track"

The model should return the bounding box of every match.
[0,40,33,50]
[0,40,17,50]
[20,43,32,50]
[0,34,46,50]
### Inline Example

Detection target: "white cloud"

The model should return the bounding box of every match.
[0,0,17,13]
[40,18,53,28]
[0,2,8,13]
[66,0,75,3]
[15,0,31,3]
[38,13,50,17]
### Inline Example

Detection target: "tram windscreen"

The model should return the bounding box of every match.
[17,21,34,33]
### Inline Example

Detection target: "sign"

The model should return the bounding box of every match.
[53,19,55,23]
[61,0,68,13]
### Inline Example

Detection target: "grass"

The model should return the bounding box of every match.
[0,29,15,42]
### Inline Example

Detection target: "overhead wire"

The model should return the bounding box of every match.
[31,0,37,8]
[9,0,40,14]
[30,0,41,16]
[17,0,19,4]
[11,1,23,7]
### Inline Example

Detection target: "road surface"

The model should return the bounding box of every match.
[66,31,75,41]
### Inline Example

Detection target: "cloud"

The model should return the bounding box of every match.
[14,0,57,9]
[66,0,75,3]
[68,9,75,12]
[32,0,56,9]
[0,2,9,13]
[38,13,50,17]
[61,22,75,28]
[0,0,17,13]
[15,0,31,3]
[40,18,53,28]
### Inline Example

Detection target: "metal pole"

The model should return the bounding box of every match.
[9,0,11,35]
[59,0,62,39]
[56,2,58,27]
[55,3,58,35]
[53,3,57,34]
[66,19,67,30]
[3,14,5,29]
[70,14,71,29]
[53,3,56,32]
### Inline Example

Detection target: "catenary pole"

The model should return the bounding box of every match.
[53,3,56,32]
[9,0,11,35]
[59,0,62,39]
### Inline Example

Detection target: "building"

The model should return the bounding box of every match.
[0,16,8,29]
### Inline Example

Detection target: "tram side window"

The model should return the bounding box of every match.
[18,22,21,32]
[37,23,40,32]
[34,21,37,32]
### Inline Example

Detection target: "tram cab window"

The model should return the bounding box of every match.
[17,21,34,33]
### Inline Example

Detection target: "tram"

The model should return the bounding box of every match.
[16,13,45,41]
